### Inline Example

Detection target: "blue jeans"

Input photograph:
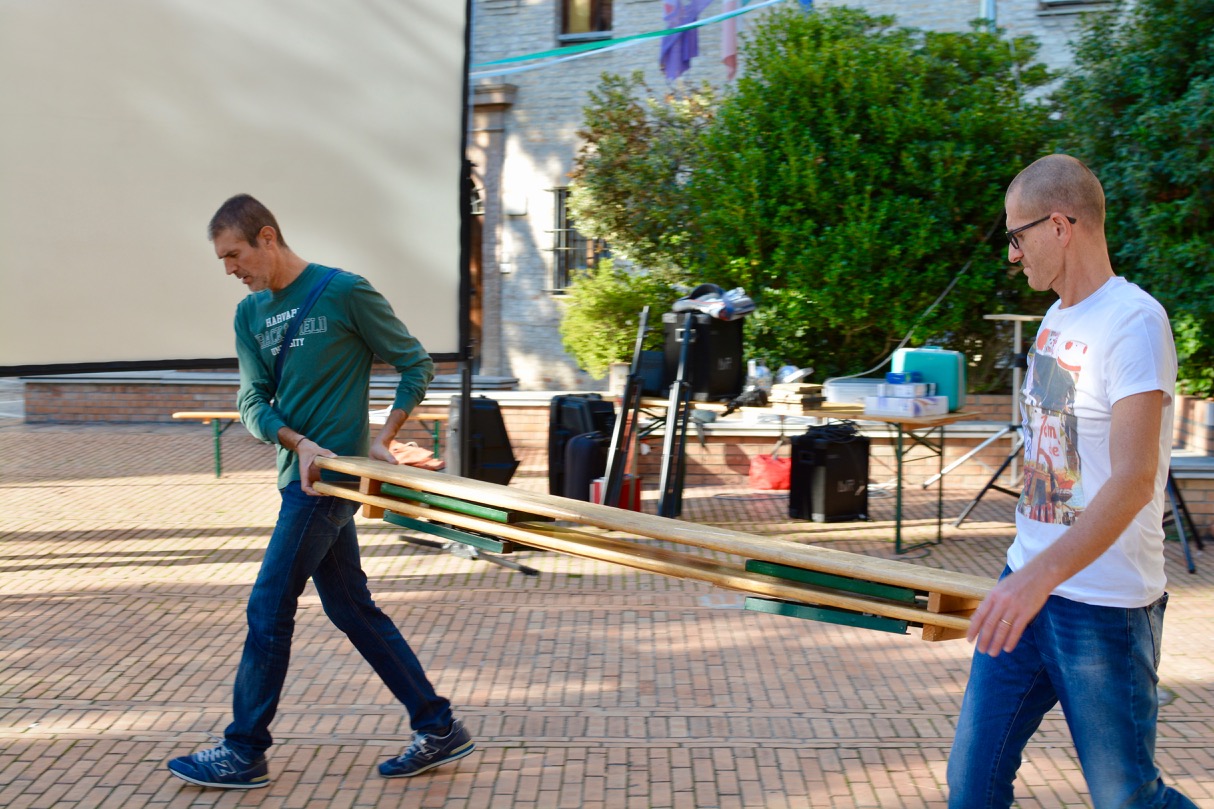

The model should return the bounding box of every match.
[224,482,453,758]
[948,570,1195,809]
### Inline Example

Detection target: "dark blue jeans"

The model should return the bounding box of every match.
[948,569,1196,809]
[224,481,453,758]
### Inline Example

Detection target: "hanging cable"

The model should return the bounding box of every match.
[833,210,1007,381]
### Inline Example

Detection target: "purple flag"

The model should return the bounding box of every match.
[660,0,714,82]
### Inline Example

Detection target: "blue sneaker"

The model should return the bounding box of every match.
[379,720,475,778]
[166,742,270,789]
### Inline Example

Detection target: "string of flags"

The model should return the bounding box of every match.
[662,0,812,82]
[469,0,804,81]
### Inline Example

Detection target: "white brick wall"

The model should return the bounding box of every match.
[471,0,1107,389]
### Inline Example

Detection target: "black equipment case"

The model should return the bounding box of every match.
[788,423,869,522]
[548,394,616,495]
[445,395,520,486]
[561,430,610,502]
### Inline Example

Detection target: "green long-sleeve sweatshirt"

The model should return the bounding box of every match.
[234,263,435,488]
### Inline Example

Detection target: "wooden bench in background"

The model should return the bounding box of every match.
[172,411,242,477]
[172,410,452,478]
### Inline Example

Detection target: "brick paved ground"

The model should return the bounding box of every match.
[1,417,1210,808]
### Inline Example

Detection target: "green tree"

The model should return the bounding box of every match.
[1056,0,1214,396]
[686,6,1055,380]
[570,6,1058,387]
[568,72,715,276]
[558,259,681,379]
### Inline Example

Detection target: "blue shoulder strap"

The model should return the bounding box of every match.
[273,267,342,389]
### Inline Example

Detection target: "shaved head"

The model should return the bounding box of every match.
[1007,154,1105,229]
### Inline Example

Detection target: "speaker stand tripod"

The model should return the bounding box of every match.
[1164,470,1202,574]
[951,425,1023,527]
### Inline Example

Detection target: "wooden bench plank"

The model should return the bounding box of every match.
[316,456,994,601]
[171,411,242,422]
[172,411,242,477]
[316,480,976,636]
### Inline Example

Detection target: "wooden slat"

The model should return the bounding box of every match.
[315,456,994,600]
[171,411,241,422]
[922,592,981,642]
[315,481,975,636]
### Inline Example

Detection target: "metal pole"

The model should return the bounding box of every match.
[658,314,694,518]
[1009,318,1024,483]
[459,353,473,478]
[980,0,996,30]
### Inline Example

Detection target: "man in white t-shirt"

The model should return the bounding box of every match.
[946,155,1197,808]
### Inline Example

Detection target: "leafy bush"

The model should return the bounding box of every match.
[686,6,1056,382]
[569,73,715,277]
[1055,0,1214,397]
[558,259,681,379]
[570,6,1058,389]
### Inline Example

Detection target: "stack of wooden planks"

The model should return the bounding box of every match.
[768,383,826,414]
[314,456,993,641]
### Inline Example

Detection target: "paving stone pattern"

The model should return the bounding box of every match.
[1,422,1210,808]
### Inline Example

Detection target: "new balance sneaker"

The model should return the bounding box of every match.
[166,742,270,789]
[379,720,476,778]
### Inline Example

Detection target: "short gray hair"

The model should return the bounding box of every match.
[1007,154,1105,228]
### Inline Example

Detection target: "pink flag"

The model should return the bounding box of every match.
[721,0,738,80]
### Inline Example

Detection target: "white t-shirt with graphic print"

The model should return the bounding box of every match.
[1008,276,1176,608]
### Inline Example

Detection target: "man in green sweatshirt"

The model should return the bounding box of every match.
[167,194,474,790]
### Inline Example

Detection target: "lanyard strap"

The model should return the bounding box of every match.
[274,267,342,389]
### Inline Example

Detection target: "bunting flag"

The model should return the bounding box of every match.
[470,0,788,81]
[721,0,738,80]
[660,0,715,82]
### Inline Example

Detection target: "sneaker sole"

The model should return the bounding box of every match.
[380,741,476,778]
[167,766,271,790]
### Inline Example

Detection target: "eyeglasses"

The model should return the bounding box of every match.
[1006,215,1077,250]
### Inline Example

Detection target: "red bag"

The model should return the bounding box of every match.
[749,454,791,490]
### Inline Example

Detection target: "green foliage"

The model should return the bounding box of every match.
[558,259,681,379]
[569,72,715,277]
[686,6,1056,381]
[570,7,1057,389]
[1055,0,1214,396]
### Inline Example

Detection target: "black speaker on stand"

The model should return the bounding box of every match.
[661,312,744,401]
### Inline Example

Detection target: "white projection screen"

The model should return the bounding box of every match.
[0,0,470,374]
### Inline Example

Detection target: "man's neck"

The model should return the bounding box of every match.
[269,252,311,292]
[1057,267,1114,309]
[1056,238,1115,308]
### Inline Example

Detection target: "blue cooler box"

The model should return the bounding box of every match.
[890,347,966,412]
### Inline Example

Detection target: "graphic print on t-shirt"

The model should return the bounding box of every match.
[253,310,328,357]
[1017,327,1087,526]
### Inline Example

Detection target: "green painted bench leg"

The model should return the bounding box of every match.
[744,596,910,635]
